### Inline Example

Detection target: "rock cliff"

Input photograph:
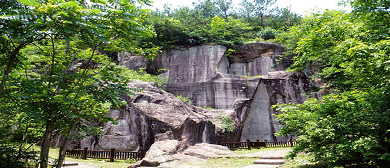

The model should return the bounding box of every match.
[118,41,311,142]
[79,80,217,151]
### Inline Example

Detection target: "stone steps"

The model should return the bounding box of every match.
[253,159,286,165]
[243,156,285,168]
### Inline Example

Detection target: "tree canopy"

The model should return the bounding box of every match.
[0,0,155,167]
[145,0,301,49]
[275,0,390,167]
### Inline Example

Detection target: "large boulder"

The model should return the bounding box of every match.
[80,80,217,151]
[131,139,234,168]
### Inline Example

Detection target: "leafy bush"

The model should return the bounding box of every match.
[219,114,234,133]
[175,95,192,104]
[274,4,390,167]
[275,92,390,167]
[0,144,38,168]
[257,27,278,40]
[209,16,251,45]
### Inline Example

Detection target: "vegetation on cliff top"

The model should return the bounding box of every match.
[141,0,301,49]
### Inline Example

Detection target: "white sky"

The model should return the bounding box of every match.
[148,0,351,15]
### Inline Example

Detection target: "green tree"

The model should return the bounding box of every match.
[193,0,219,18]
[215,0,233,20]
[265,7,302,30]
[209,16,251,45]
[1,0,154,167]
[274,1,390,167]
[239,0,276,28]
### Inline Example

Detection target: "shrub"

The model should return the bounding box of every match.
[257,27,278,40]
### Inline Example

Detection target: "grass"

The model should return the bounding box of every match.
[233,147,292,155]
[281,153,335,168]
[48,148,136,168]
[181,157,258,168]
[47,146,329,168]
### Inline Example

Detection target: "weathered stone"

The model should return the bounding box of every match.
[183,143,233,159]
[116,42,311,144]
[97,135,138,151]
[118,53,149,71]
[240,72,310,142]
[141,42,290,110]
[131,139,234,168]
[80,80,217,151]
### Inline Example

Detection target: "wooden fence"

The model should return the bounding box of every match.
[219,138,295,150]
[65,147,145,162]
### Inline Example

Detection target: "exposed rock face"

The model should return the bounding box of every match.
[80,80,217,151]
[118,52,149,71]
[229,42,290,76]
[119,42,311,143]
[239,72,310,142]
[132,42,291,110]
[131,139,234,168]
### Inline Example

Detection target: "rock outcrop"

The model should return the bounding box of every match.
[130,139,234,168]
[80,80,217,151]
[239,72,310,141]
[119,41,311,143]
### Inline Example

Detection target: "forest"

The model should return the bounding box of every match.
[0,0,389,167]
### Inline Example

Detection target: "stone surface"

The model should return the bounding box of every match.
[132,139,234,168]
[118,53,149,71]
[240,72,310,142]
[117,42,312,143]
[253,159,286,165]
[80,80,217,151]
[142,43,289,109]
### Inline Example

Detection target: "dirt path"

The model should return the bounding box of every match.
[63,162,97,168]
[224,148,291,158]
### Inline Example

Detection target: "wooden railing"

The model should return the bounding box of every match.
[265,139,296,148]
[219,138,295,150]
[65,148,145,162]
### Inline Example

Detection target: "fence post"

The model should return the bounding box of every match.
[247,139,251,150]
[264,140,267,148]
[256,140,260,149]
[59,145,65,163]
[290,138,293,147]
[82,147,88,160]
[59,145,63,157]
[110,148,115,162]
[138,149,145,160]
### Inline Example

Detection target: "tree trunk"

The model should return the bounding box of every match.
[56,123,76,168]
[56,136,69,168]
[0,43,25,93]
[39,123,54,168]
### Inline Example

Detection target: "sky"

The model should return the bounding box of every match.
[148,0,351,15]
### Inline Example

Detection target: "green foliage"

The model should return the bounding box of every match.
[0,0,155,167]
[147,0,301,49]
[276,91,390,166]
[117,66,169,88]
[219,114,234,133]
[175,95,193,104]
[0,144,38,168]
[274,1,390,167]
[209,16,251,45]
[257,27,278,40]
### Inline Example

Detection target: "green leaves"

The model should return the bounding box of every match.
[17,0,40,6]
[274,1,390,166]
[276,91,389,166]
[1,0,156,167]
